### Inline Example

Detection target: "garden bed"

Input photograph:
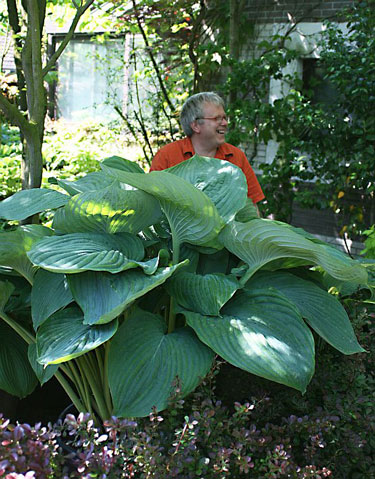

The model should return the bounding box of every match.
[1,303,374,478]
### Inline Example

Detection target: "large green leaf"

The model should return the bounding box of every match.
[0,322,38,397]
[179,245,199,273]
[68,261,188,325]
[166,155,247,222]
[0,225,53,283]
[27,232,161,274]
[220,219,368,283]
[197,248,231,275]
[108,308,214,417]
[31,270,73,330]
[52,187,162,234]
[245,271,364,355]
[101,166,224,247]
[0,188,70,221]
[57,172,119,195]
[185,289,315,393]
[167,272,240,316]
[0,280,14,311]
[235,198,259,223]
[28,343,58,385]
[101,155,145,173]
[36,307,118,364]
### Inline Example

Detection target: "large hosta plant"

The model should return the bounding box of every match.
[0,155,369,422]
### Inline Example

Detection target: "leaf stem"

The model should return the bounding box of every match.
[54,370,86,414]
[74,358,93,415]
[103,343,113,415]
[168,233,180,333]
[0,311,35,344]
[67,360,90,412]
[168,297,176,334]
[239,265,261,286]
[78,354,111,422]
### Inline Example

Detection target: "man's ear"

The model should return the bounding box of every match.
[190,120,201,134]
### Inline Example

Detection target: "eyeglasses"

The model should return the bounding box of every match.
[196,115,228,123]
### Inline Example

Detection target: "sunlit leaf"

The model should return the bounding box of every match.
[0,188,69,221]
[52,187,162,234]
[101,155,145,173]
[167,155,247,222]
[57,171,118,195]
[245,271,364,354]
[101,166,224,247]
[185,289,315,393]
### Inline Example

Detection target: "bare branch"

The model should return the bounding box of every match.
[131,0,174,113]
[114,105,152,165]
[42,0,95,76]
[6,0,28,113]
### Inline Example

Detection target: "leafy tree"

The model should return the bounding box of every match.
[0,0,99,194]
[98,0,235,162]
[259,1,375,238]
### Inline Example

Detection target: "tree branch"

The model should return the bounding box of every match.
[6,0,28,113]
[42,0,95,76]
[0,93,33,137]
[131,0,174,113]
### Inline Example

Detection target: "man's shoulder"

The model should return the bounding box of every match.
[156,137,191,154]
[221,142,246,158]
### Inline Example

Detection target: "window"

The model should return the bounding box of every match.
[55,36,125,122]
[302,58,339,106]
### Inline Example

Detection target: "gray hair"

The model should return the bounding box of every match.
[180,92,225,137]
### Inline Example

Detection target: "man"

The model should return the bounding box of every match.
[150,91,265,205]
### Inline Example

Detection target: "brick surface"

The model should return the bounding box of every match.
[244,0,354,22]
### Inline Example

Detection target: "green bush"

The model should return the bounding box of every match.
[362,226,375,259]
[0,155,370,425]
[258,1,375,237]
[0,120,144,202]
[0,124,22,199]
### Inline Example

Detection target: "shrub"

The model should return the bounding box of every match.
[0,155,369,424]
[1,303,375,479]
[0,414,62,478]
[0,120,144,202]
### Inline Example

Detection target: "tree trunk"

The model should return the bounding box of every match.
[0,0,96,196]
[229,0,245,109]
[21,124,44,190]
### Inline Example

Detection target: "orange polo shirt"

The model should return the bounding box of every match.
[150,137,265,204]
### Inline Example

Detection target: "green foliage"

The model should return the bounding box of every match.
[362,226,375,259]
[257,1,375,235]
[0,121,141,206]
[0,125,22,199]
[0,155,370,424]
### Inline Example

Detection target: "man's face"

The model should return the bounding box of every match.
[194,101,228,148]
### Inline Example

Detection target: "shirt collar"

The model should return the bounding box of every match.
[183,137,233,159]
